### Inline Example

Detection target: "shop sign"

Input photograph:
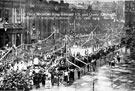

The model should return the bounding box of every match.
[27,12,93,17]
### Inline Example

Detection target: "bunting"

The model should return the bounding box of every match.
[0,28,63,63]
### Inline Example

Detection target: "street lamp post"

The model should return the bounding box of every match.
[110,68,114,88]
[92,72,96,91]
[65,34,69,69]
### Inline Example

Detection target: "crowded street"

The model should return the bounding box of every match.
[0,42,130,91]
[0,0,135,91]
[31,55,135,91]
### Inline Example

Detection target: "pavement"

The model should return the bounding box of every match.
[31,60,135,91]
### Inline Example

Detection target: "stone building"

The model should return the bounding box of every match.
[0,0,102,48]
[25,0,71,43]
[0,0,25,48]
[24,0,101,43]
[125,0,135,28]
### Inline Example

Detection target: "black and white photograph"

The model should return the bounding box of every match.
[0,0,135,91]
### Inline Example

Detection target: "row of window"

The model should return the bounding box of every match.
[0,8,25,24]
[0,9,9,22]
[125,1,135,11]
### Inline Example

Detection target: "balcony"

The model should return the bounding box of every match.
[3,23,25,29]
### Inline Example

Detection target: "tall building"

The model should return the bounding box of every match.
[92,1,116,13]
[116,0,125,21]
[125,0,135,28]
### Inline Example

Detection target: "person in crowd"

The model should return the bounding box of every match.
[41,71,46,87]
[74,68,78,80]
[33,71,40,88]
[45,70,52,88]
[57,69,63,86]
[51,71,55,86]
[78,69,80,79]
[87,63,90,72]
[83,56,88,63]
[69,69,74,84]
[76,52,81,58]
[116,53,121,63]
[56,70,60,86]
[111,58,115,68]
[87,55,91,71]
[88,55,91,63]
[51,68,59,86]
[92,59,96,71]
[108,60,111,67]
[64,70,69,83]
[58,70,64,86]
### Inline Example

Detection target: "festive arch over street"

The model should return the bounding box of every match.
[0,27,65,63]
[0,21,125,71]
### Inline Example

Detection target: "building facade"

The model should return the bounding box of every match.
[0,0,25,48]
[125,0,135,28]
[25,0,71,43]
[0,0,102,48]
[21,0,102,43]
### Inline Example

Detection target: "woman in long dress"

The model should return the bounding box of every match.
[45,71,52,88]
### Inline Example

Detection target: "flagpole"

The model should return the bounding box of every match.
[65,35,68,69]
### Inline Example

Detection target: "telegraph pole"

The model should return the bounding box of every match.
[73,9,76,43]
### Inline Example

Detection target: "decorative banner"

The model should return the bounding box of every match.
[1,20,124,67]
[0,29,57,64]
